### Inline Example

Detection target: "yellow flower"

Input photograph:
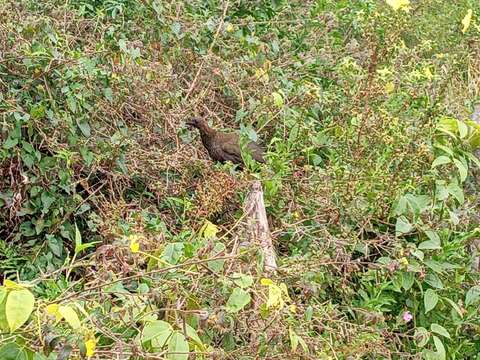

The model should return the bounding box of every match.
[129,234,140,253]
[462,9,473,34]
[288,304,297,313]
[386,0,410,12]
[85,338,96,358]
[385,82,395,94]
[225,23,234,33]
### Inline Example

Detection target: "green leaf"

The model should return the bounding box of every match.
[465,285,480,307]
[226,287,251,313]
[0,343,28,360]
[457,119,468,139]
[395,216,412,236]
[418,230,441,250]
[431,156,451,168]
[0,287,6,304]
[167,331,189,360]
[424,289,438,314]
[142,320,173,349]
[207,242,226,273]
[430,323,450,339]
[0,289,8,331]
[58,305,81,330]
[6,289,35,332]
[272,91,284,108]
[401,272,414,290]
[185,324,204,350]
[231,273,254,289]
[201,220,218,239]
[425,273,444,289]
[446,182,464,204]
[77,119,91,137]
[453,158,468,182]
[3,137,18,150]
[432,335,446,360]
[75,223,82,252]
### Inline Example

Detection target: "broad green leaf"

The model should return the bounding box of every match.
[58,305,81,330]
[401,272,414,290]
[201,220,218,239]
[142,320,173,349]
[425,273,444,289]
[3,137,18,150]
[430,324,450,339]
[226,287,251,313]
[418,231,441,250]
[465,285,480,307]
[418,240,441,250]
[393,196,407,216]
[272,91,284,108]
[433,143,454,156]
[185,324,204,350]
[432,336,446,360]
[453,158,468,182]
[395,216,412,236]
[457,120,468,139]
[431,156,451,168]
[446,182,464,204]
[167,331,189,360]
[6,289,35,332]
[231,273,254,289]
[424,289,438,314]
[0,343,28,360]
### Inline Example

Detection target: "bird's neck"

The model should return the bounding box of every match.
[198,124,216,146]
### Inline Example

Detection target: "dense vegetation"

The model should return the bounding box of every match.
[1,0,480,358]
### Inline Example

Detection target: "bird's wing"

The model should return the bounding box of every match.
[246,141,265,163]
[219,141,243,164]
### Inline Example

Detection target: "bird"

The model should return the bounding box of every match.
[186,117,265,167]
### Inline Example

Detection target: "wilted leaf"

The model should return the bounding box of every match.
[58,305,81,330]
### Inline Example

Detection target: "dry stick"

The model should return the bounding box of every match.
[184,0,229,101]
[244,180,277,272]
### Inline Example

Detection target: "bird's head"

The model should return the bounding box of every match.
[186,117,204,128]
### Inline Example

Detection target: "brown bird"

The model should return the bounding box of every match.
[187,117,265,167]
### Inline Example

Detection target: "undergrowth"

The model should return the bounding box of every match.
[1,0,480,359]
